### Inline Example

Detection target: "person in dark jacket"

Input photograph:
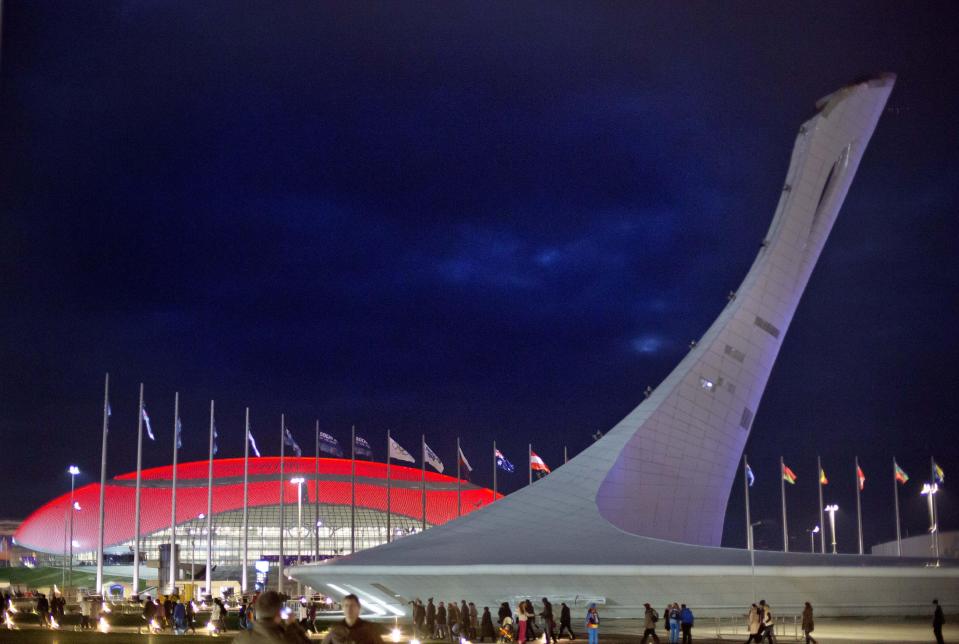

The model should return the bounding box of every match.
[426,598,436,638]
[321,594,384,644]
[36,593,49,627]
[437,601,449,640]
[141,595,158,632]
[558,602,576,640]
[539,598,556,644]
[933,599,945,644]
[679,604,694,644]
[460,600,471,640]
[480,607,496,642]
[411,599,425,639]
[498,602,512,625]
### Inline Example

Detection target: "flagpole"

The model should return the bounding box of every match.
[133,383,144,596]
[278,414,286,595]
[351,425,356,554]
[457,437,462,518]
[564,445,568,465]
[386,429,392,543]
[420,434,426,532]
[241,407,249,594]
[780,456,788,553]
[205,400,214,595]
[314,421,320,559]
[893,458,902,557]
[492,440,497,502]
[169,392,180,594]
[743,456,752,551]
[817,455,825,554]
[855,456,864,555]
[528,444,532,486]
[95,373,109,594]
[931,456,940,563]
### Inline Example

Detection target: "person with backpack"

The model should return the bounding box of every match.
[585,604,600,644]
[679,604,694,644]
[640,603,661,643]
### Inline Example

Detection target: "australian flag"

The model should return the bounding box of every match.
[495,448,515,473]
[318,432,343,457]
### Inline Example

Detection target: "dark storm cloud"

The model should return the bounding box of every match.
[1,2,957,552]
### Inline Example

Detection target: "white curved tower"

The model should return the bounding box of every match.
[292,75,958,616]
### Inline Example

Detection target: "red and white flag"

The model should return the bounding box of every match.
[530,450,551,476]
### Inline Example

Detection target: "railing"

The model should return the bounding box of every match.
[707,614,801,641]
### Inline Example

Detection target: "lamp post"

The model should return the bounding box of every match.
[66,466,79,591]
[808,525,820,553]
[825,505,839,554]
[291,477,305,596]
[191,513,205,594]
[921,483,940,564]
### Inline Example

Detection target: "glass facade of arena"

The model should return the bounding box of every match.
[75,505,429,567]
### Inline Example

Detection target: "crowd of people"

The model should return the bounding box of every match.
[406,597,600,643]
[139,593,234,635]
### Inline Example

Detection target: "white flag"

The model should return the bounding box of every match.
[388,436,415,463]
[423,441,444,473]
[142,408,155,441]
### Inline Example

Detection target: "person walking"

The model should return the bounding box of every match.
[758,600,776,643]
[460,600,471,641]
[437,601,448,640]
[173,597,187,635]
[558,602,576,640]
[679,604,693,644]
[36,593,49,627]
[480,606,496,642]
[933,599,946,644]
[640,603,661,644]
[426,598,436,638]
[186,598,197,634]
[470,602,480,640]
[410,599,424,639]
[744,604,760,643]
[663,604,672,641]
[516,601,529,644]
[797,602,815,644]
[540,598,556,644]
[525,600,539,641]
[585,604,600,644]
[668,603,680,644]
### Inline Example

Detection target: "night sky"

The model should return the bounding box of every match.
[1,2,957,554]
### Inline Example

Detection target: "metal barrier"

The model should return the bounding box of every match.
[706,614,801,641]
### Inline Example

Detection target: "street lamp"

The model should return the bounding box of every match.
[192,513,205,590]
[824,505,839,554]
[66,466,80,591]
[921,483,940,563]
[808,526,820,553]
[290,477,305,595]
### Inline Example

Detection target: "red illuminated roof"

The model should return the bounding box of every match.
[14,457,499,554]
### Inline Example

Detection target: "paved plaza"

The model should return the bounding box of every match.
[2,618,956,643]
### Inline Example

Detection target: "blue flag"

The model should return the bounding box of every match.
[318,432,343,458]
[284,427,302,457]
[212,421,219,456]
[175,417,182,450]
[745,464,755,487]
[495,448,515,473]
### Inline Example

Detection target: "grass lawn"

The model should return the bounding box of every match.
[0,567,130,589]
